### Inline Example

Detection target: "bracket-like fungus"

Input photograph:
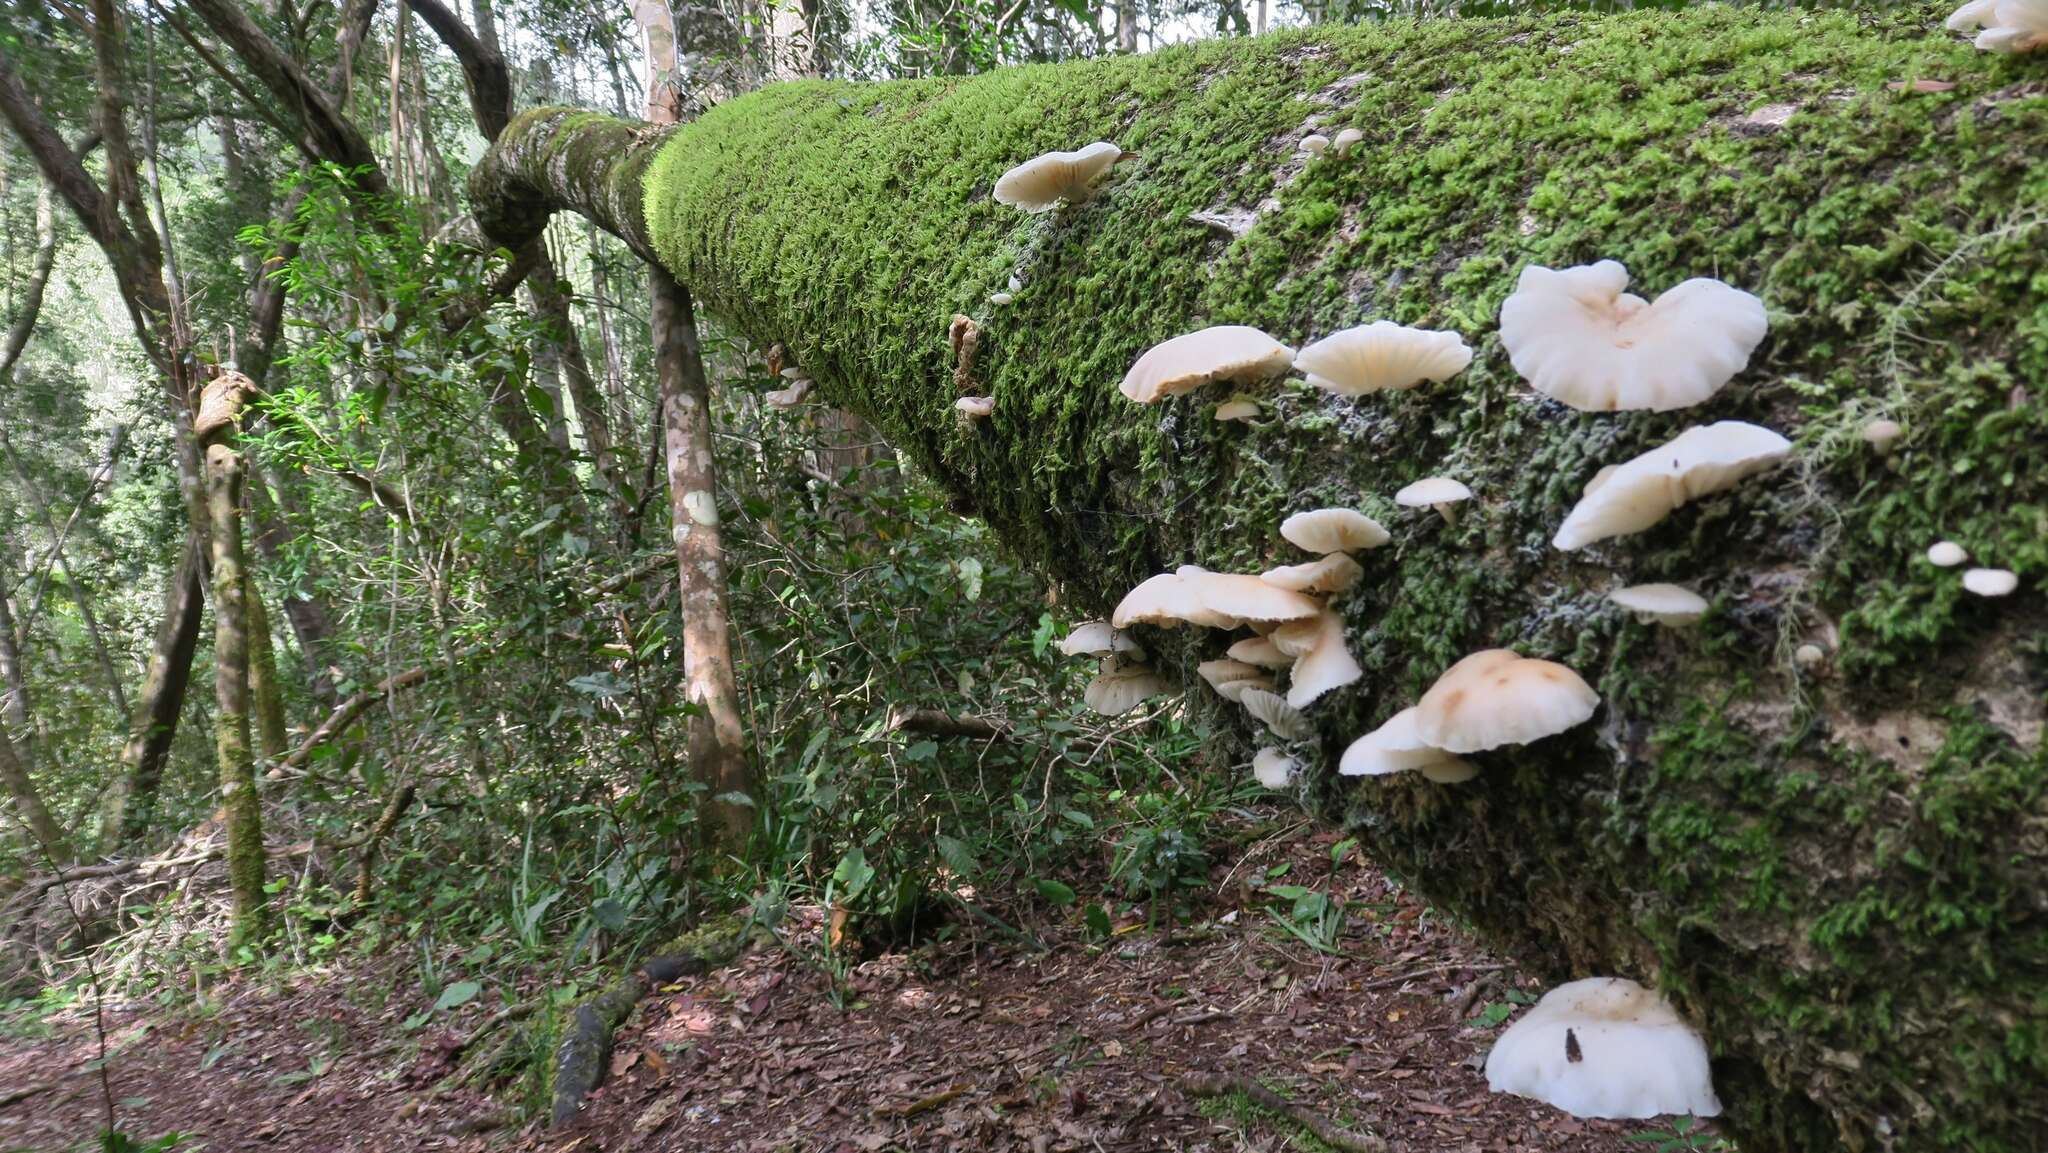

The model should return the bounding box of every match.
[1553,421,1792,551]
[1112,567,1321,630]
[1260,552,1364,595]
[1214,397,1262,422]
[1339,707,1476,783]
[1198,658,1274,703]
[1293,321,1474,396]
[1280,508,1390,555]
[1120,326,1295,403]
[993,141,1125,212]
[1226,635,1294,669]
[1332,127,1364,155]
[1964,567,2019,597]
[1946,0,2048,52]
[1252,748,1296,789]
[1499,260,1768,412]
[1058,621,1142,659]
[1484,977,1722,1120]
[1395,476,1473,524]
[764,375,813,409]
[1282,611,1362,709]
[1927,540,1969,567]
[1084,661,1170,716]
[1861,418,1903,454]
[1112,571,1227,629]
[1299,133,1330,156]
[1240,686,1312,740]
[1609,583,1709,627]
[1414,649,1599,753]
[954,396,994,423]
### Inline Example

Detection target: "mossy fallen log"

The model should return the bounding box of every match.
[479,6,2048,1149]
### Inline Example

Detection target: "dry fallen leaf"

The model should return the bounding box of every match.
[1887,78,1956,92]
[1102,1040,1123,1058]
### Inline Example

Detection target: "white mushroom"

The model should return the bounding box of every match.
[1293,322,1473,396]
[954,395,995,422]
[1240,686,1312,740]
[1111,566,1322,630]
[1226,634,1294,669]
[1058,620,1143,659]
[1280,508,1390,555]
[1120,326,1296,403]
[1198,658,1274,703]
[1331,127,1364,155]
[1553,421,1792,551]
[1927,540,1969,568]
[1083,660,1169,716]
[1484,977,1721,1120]
[1259,552,1363,595]
[993,141,1125,212]
[1339,707,1476,783]
[1499,260,1768,412]
[1252,748,1296,789]
[764,376,813,409]
[989,291,1015,306]
[1214,397,1262,422]
[1963,567,2019,597]
[1946,0,2048,52]
[1413,649,1599,753]
[1299,133,1330,156]
[1395,476,1473,525]
[1794,642,1826,668]
[1283,610,1362,709]
[1860,418,1903,454]
[1609,584,1709,627]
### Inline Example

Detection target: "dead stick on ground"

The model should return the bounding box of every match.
[877,1084,969,1118]
[1181,1073,1386,1153]
[0,1080,52,1108]
[1359,960,1506,992]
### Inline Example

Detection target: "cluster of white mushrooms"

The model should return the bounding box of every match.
[1946,0,2048,52]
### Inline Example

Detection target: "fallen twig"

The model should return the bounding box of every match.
[876,1084,969,1118]
[0,1080,53,1108]
[1181,1072,1385,1153]
[1359,960,1505,992]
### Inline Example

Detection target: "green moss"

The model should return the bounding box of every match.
[630,7,2048,1148]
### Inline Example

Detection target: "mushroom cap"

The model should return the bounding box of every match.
[1861,418,1903,447]
[1120,326,1296,403]
[1112,572,1211,629]
[1240,686,1312,740]
[1499,260,1768,413]
[1794,642,1826,668]
[1396,476,1473,509]
[1484,977,1722,1121]
[1083,662,1169,716]
[764,378,813,409]
[1332,127,1364,153]
[1299,133,1330,155]
[1285,611,1362,709]
[1414,649,1599,753]
[1294,322,1474,396]
[954,395,995,419]
[1340,706,1474,779]
[1280,508,1391,554]
[1198,658,1274,703]
[1214,398,1262,422]
[1260,552,1364,595]
[1927,540,1969,567]
[1948,0,2048,51]
[1058,620,1143,658]
[779,367,808,381]
[989,291,1014,305]
[1609,583,1709,626]
[1226,635,1294,669]
[1111,567,1321,630]
[1553,421,1792,551]
[993,141,1124,212]
[1963,567,2019,597]
[1252,747,1296,789]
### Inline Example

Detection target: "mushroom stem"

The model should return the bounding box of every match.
[1435,502,1458,526]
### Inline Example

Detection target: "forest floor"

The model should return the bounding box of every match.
[0,816,1694,1153]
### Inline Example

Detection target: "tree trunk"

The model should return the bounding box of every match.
[246,467,340,709]
[101,535,205,848]
[0,580,36,765]
[475,9,2046,1148]
[201,375,267,948]
[245,573,290,762]
[1116,0,1138,53]
[0,715,65,866]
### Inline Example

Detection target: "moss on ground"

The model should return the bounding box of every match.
[628,6,2047,1149]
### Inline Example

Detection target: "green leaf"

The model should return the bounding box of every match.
[832,847,875,900]
[434,980,482,1012]
[935,834,979,878]
[1033,878,1077,907]
[1084,904,1113,938]
[1474,1001,1515,1028]
[1031,613,1056,658]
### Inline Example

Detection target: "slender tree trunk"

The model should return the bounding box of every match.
[1117,0,1139,52]
[247,468,339,708]
[0,717,65,865]
[1,428,131,719]
[245,573,289,761]
[650,272,754,850]
[0,579,36,764]
[201,374,267,947]
[101,537,205,847]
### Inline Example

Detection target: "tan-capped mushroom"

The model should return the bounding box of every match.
[1058,620,1143,659]
[1198,658,1274,703]
[1226,635,1294,669]
[1083,660,1169,716]
[1553,421,1792,551]
[1609,584,1708,627]
[1339,706,1475,783]
[993,142,1125,212]
[1500,260,1768,412]
[1214,397,1262,422]
[1120,326,1295,403]
[1413,649,1599,753]
[1112,566,1321,630]
[1260,552,1363,595]
[1294,322,1473,396]
[1395,476,1472,524]
[1281,508,1390,555]
[1282,610,1361,709]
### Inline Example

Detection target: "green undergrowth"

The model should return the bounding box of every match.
[637,6,2047,1148]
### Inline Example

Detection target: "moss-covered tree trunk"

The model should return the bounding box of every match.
[474,6,2047,1149]
[244,574,290,763]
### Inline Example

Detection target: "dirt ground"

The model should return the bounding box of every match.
[0,821,1701,1152]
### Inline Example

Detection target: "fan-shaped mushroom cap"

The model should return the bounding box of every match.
[1227,635,1294,669]
[764,377,813,409]
[1332,127,1364,154]
[1294,322,1474,396]
[1083,661,1169,716]
[1927,540,1969,567]
[1414,649,1599,753]
[1240,686,1312,740]
[1299,133,1330,155]
[1964,567,2019,597]
[1112,567,1321,630]
[1484,977,1722,1120]
[1609,584,1709,626]
[1947,0,2048,52]
[1252,748,1296,789]
[1396,477,1472,510]
[1284,611,1362,709]
[779,367,806,380]
[1214,397,1262,422]
[1339,706,1474,781]
[1281,508,1390,555]
[1120,326,1295,403]
[1198,658,1273,703]
[1058,621,1142,658]
[1553,421,1792,551]
[1260,553,1364,595]
[993,141,1124,212]
[954,396,995,421]
[1500,260,1768,413]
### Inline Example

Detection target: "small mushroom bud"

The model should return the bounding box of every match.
[1396,476,1473,525]
[989,291,1014,306]
[1332,127,1364,155]
[1926,540,1968,567]
[1794,642,1826,669]
[1861,418,1903,454]
[1299,133,1330,156]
